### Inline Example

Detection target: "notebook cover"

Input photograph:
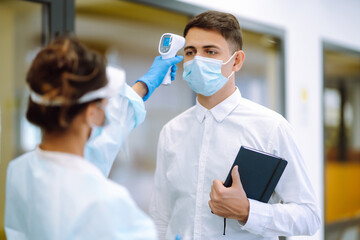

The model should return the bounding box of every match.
[223,146,287,203]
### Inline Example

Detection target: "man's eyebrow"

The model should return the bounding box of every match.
[203,45,221,50]
[184,46,196,51]
[184,45,221,51]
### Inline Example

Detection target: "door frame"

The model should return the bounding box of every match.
[24,0,75,44]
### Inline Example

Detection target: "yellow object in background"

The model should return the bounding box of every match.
[326,162,360,223]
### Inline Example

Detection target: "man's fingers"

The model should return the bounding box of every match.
[212,179,227,196]
[210,183,218,201]
[213,179,224,189]
[208,200,215,213]
[231,165,243,187]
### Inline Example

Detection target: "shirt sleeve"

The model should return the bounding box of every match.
[149,127,171,240]
[240,118,321,237]
[85,83,146,177]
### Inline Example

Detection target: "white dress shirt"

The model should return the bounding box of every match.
[149,88,320,240]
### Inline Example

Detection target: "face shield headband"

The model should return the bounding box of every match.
[29,66,124,106]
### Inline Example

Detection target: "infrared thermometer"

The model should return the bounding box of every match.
[158,33,186,85]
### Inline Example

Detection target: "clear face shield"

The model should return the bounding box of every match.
[30,66,131,172]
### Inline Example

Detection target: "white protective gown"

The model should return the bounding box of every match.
[5,83,158,240]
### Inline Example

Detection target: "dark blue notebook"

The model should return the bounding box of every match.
[224,146,288,203]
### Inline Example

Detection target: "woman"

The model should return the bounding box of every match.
[4,35,182,239]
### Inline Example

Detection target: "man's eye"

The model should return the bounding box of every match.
[185,51,194,56]
[207,50,217,55]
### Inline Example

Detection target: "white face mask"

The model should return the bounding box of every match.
[182,52,237,96]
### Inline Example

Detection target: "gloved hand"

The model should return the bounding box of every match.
[175,235,181,240]
[136,55,183,101]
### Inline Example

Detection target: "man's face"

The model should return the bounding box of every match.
[184,27,235,77]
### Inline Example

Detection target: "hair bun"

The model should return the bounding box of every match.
[26,35,108,131]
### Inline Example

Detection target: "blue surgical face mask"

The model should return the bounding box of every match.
[182,52,237,96]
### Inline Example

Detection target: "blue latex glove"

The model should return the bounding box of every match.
[136,55,183,101]
[175,235,181,240]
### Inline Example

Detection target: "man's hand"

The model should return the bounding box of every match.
[208,165,250,223]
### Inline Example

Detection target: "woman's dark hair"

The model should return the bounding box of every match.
[183,11,243,51]
[26,35,107,132]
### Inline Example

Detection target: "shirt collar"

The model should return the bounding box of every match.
[195,88,242,123]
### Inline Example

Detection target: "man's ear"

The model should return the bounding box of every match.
[233,50,245,72]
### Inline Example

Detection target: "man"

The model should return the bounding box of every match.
[149,11,321,240]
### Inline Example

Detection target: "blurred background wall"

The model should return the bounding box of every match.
[0,0,359,239]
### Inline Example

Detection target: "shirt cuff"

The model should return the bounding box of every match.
[240,199,273,235]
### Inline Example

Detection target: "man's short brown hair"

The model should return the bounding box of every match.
[183,11,243,51]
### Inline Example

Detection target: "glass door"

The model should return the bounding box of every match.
[0,2,43,238]
[0,1,74,238]
[323,43,360,240]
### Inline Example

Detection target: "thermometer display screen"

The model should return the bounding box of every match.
[163,37,171,46]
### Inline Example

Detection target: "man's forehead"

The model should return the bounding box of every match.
[185,27,228,49]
